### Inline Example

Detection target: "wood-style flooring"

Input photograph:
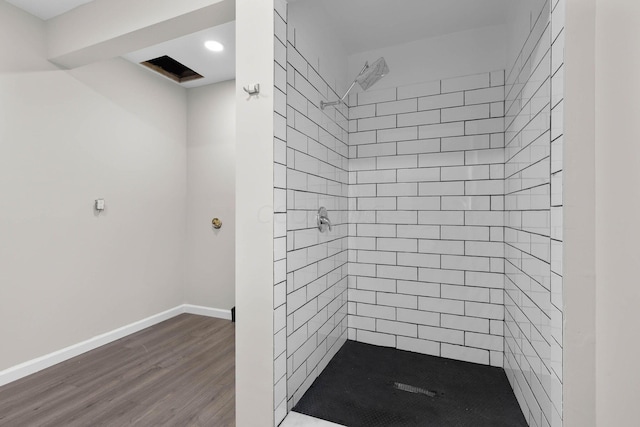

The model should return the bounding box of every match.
[0,314,235,426]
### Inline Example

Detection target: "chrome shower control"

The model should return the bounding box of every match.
[317,207,332,233]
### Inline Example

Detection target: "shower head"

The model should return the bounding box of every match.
[355,57,389,91]
[320,57,390,110]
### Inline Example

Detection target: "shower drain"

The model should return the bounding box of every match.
[394,382,437,397]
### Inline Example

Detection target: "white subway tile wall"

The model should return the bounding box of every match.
[347,70,506,368]
[275,3,565,426]
[503,1,563,426]
[274,2,288,425]
[283,7,349,415]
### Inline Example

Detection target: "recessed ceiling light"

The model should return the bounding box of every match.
[205,40,224,52]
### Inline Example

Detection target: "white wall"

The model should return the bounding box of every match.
[186,80,236,309]
[347,72,506,366]
[348,25,507,91]
[503,0,563,425]
[0,1,187,371]
[283,0,351,416]
[563,0,596,426]
[287,0,350,96]
[505,0,548,76]
[0,1,55,73]
[562,0,640,426]
[235,0,275,425]
[594,0,640,425]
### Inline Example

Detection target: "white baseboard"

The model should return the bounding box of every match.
[0,304,232,388]
[183,304,232,320]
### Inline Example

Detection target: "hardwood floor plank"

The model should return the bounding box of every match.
[0,314,235,426]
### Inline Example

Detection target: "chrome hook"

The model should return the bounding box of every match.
[243,83,260,96]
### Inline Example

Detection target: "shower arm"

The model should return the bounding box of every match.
[320,62,369,110]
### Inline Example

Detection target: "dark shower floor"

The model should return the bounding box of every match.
[293,341,527,427]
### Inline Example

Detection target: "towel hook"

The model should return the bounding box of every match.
[243,83,260,96]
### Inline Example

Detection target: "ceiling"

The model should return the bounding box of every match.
[5,0,235,88]
[316,0,511,54]
[5,0,93,20]
[6,0,510,86]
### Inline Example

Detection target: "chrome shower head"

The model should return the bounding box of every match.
[356,57,390,91]
[320,57,390,110]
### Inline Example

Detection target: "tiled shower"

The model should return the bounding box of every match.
[272,0,564,426]
[348,71,506,366]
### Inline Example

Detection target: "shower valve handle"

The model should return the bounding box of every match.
[319,216,332,231]
[317,207,332,232]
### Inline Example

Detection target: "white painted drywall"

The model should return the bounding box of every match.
[235,0,275,425]
[0,2,56,73]
[287,0,350,95]
[186,80,236,310]
[563,0,597,424]
[563,0,640,425]
[0,1,187,371]
[594,0,640,425]
[505,0,547,76]
[347,25,507,91]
